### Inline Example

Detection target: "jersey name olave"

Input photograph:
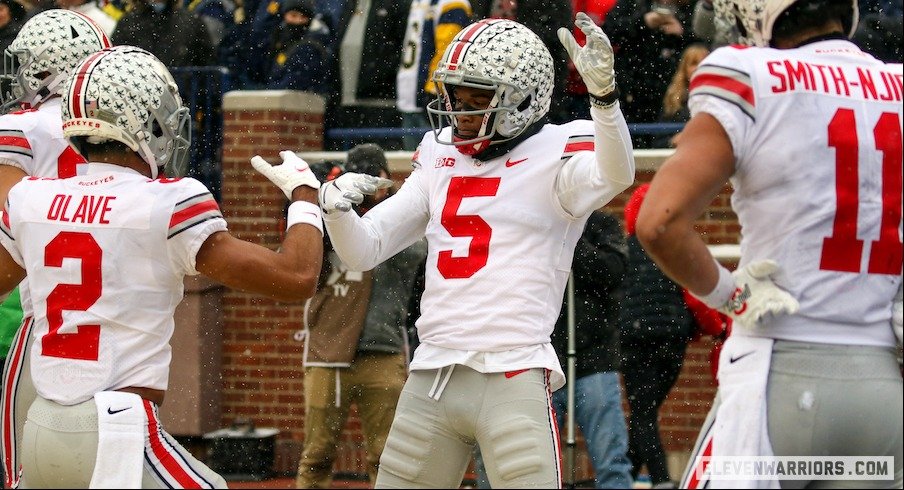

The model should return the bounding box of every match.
[46,194,117,224]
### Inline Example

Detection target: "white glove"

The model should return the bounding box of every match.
[250,150,321,199]
[721,260,799,331]
[557,12,616,98]
[318,172,394,215]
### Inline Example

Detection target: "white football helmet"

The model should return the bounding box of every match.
[61,46,190,178]
[717,0,858,47]
[426,19,554,156]
[1,9,111,113]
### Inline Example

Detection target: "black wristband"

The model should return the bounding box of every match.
[589,86,620,109]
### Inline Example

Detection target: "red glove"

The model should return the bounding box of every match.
[684,289,730,338]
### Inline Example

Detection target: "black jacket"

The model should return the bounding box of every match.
[332,0,409,102]
[551,211,628,378]
[602,0,699,123]
[618,234,695,344]
[112,2,214,67]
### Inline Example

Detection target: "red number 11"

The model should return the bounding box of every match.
[820,109,902,274]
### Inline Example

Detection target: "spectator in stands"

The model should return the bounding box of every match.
[220,0,331,90]
[653,42,709,147]
[325,0,410,149]
[111,0,214,67]
[0,0,25,55]
[186,0,237,47]
[262,0,329,92]
[97,0,125,21]
[618,183,695,489]
[471,0,573,123]
[550,209,633,489]
[396,0,471,150]
[313,0,342,32]
[604,0,700,127]
[853,0,902,62]
[53,0,117,35]
[295,144,426,488]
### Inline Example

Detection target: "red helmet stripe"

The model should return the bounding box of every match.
[446,19,495,69]
[69,51,108,119]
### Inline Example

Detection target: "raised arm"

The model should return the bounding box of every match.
[556,13,635,216]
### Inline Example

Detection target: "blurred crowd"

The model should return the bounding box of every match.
[2,0,900,151]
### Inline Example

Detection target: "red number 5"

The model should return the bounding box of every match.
[438,176,501,279]
[820,109,902,274]
[42,232,102,360]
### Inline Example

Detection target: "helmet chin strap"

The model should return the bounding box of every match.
[454,137,491,156]
[136,137,159,178]
[453,93,499,156]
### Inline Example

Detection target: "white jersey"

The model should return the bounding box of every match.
[0,164,227,405]
[0,98,89,319]
[689,39,903,347]
[322,106,634,390]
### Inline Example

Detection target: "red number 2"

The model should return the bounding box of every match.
[437,176,501,279]
[820,109,902,274]
[42,232,102,360]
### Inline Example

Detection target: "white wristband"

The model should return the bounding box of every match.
[693,260,736,309]
[286,201,323,236]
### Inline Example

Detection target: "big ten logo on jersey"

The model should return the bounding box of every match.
[435,157,456,168]
[326,252,363,297]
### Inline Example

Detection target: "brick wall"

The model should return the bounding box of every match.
[217,92,739,480]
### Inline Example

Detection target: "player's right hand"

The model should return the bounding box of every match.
[318,172,394,215]
[720,260,799,331]
[251,151,321,199]
[557,12,616,98]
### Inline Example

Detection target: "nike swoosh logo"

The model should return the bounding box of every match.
[107,407,131,415]
[505,158,528,167]
[729,351,755,364]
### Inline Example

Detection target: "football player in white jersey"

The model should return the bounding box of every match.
[319,15,634,489]
[0,46,324,488]
[0,10,112,488]
[636,0,903,488]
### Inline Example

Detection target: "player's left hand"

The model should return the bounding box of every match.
[318,172,394,215]
[251,151,321,200]
[720,260,799,331]
[557,12,616,98]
